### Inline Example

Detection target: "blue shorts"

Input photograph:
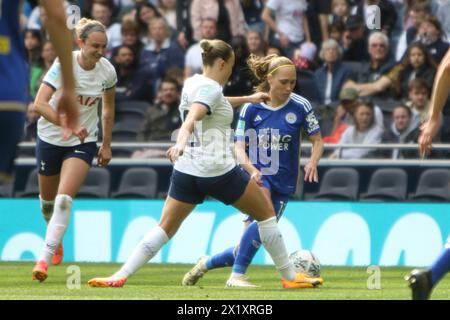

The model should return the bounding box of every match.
[244,177,289,222]
[36,137,97,176]
[0,111,26,181]
[168,166,250,205]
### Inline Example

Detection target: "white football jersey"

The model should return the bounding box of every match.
[174,74,236,177]
[38,51,117,146]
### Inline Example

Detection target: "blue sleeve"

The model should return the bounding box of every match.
[301,102,321,136]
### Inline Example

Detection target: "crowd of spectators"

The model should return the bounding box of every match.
[20,0,450,160]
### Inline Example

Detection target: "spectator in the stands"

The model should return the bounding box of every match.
[119,19,144,59]
[395,1,432,61]
[261,0,311,59]
[326,87,384,143]
[330,101,383,159]
[224,36,255,98]
[139,17,185,95]
[112,45,154,103]
[241,0,265,34]
[314,38,353,107]
[176,0,194,49]
[138,78,181,142]
[23,102,39,142]
[190,0,246,43]
[157,0,177,31]
[342,14,370,62]
[377,104,419,159]
[30,41,56,99]
[416,15,449,64]
[24,29,43,67]
[405,77,435,129]
[90,1,122,50]
[328,20,346,45]
[184,18,217,78]
[344,42,436,100]
[343,32,396,100]
[246,30,267,58]
[135,1,162,41]
[330,0,351,25]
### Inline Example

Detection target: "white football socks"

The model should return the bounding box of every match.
[257,216,296,281]
[116,225,169,278]
[39,194,72,264]
[39,195,54,224]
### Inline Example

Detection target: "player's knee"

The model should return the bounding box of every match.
[39,195,54,221]
[55,194,73,212]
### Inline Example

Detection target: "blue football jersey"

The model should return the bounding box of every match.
[0,0,29,105]
[235,93,321,195]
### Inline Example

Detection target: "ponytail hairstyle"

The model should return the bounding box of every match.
[75,18,106,42]
[247,54,294,92]
[200,39,233,67]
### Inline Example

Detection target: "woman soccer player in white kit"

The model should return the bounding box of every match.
[32,18,117,282]
[88,39,323,289]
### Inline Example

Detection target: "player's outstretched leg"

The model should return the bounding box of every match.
[39,196,64,266]
[89,196,195,288]
[406,240,450,300]
[32,194,72,282]
[88,225,169,288]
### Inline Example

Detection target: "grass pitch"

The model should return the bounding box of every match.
[0,262,449,300]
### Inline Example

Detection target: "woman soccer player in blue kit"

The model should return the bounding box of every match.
[182,53,325,288]
[0,0,78,184]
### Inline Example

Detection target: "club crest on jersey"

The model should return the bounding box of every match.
[285,112,297,124]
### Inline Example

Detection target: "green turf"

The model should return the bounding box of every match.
[0,262,449,300]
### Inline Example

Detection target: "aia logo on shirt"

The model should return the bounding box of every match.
[77,95,100,107]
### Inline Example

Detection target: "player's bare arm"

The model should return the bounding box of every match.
[226,92,270,108]
[39,0,78,138]
[166,103,208,163]
[419,48,450,156]
[304,133,324,183]
[234,140,263,186]
[97,87,115,167]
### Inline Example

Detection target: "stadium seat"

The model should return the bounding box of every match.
[116,100,150,114]
[77,167,111,198]
[313,168,359,201]
[112,168,158,199]
[360,168,408,201]
[409,169,450,202]
[112,121,141,142]
[15,169,40,198]
[0,181,13,198]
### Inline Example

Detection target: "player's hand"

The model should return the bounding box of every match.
[73,126,88,144]
[247,92,270,104]
[166,144,185,163]
[419,117,440,157]
[250,170,263,187]
[304,162,319,183]
[97,145,112,167]
[57,88,79,141]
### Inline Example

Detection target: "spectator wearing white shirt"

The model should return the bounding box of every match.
[184,18,218,78]
[261,0,311,59]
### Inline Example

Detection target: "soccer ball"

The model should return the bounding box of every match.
[289,250,321,277]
